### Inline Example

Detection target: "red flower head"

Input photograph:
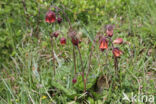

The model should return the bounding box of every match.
[53,31,59,38]
[67,28,79,46]
[112,48,122,57]
[57,17,62,24]
[113,38,123,44]
[106,25,114,37]
[60,37,66,45]
[45,10,56,23]
[72,37,79,46]
[99,38,108,51]
[72,78,77,84]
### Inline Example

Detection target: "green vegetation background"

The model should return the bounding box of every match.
[0,0,156,62]
[0,0,156,103]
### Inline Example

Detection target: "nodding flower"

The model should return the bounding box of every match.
[60,37,66,45]
[67,28,79,46]
[71,37,79,46]
[113,38,123,44]
[45,10,56,23]
[112,48,122,57]
[106,25,114,37]
[99,38,108,51]
[57,17,62,24]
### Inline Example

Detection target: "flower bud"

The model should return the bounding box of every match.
[57,17,62,24]
[106,25,114,37]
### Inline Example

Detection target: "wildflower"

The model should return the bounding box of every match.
[45,10,56,23]
[99,38,108,51]
[112,48,122,57]
[67,28,79,46]
[60,37,66,45]
[72,78,77,84]
[113,38,123,44]
[53,31,59,38]
[57,17,62,24]
[41,96,47,100]
[71,37,79,46]
[106,25,114,37]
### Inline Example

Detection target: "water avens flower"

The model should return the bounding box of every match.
[72,37,79,46]
[113,48,122,57]
[99,38,108,51]
[45,10,56,23]
[60,37,66,45]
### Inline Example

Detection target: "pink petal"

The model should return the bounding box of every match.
[113,38,123,44]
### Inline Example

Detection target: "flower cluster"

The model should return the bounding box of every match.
[45,8,124,91]
[46,9,66,46]
[45,8,80,85]
[45,9,80,47]
[99,25,123,58]
[45,10,62,24]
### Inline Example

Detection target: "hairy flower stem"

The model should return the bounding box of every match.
[114,57,118,73]
[77,46,86,92]
[110,37,121,84]
[73,45,76,75]
[50,36,56,75]
[114,57,121,85]
[110,38,119,73]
